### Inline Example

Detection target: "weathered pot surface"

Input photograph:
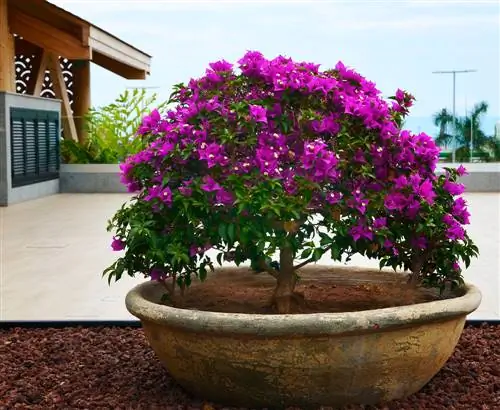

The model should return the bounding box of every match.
[125,268,481,408]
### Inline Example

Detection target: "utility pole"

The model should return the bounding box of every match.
[432,69,477,163]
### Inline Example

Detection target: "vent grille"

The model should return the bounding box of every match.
[10,108,60,187]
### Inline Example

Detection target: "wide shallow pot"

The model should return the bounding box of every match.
[126,269,481,408]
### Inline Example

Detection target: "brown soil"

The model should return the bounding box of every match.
[0,324,498,409]
[168,266,449,314]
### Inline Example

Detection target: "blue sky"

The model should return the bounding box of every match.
[51,0,500,135]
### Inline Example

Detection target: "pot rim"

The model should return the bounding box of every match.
[125,274,482,336]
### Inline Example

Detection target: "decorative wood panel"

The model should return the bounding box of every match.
[15,47,74,112]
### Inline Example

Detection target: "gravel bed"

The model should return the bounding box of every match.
[1,324,498,409]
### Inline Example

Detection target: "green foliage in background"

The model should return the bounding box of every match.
[433,101,500,162]
[61,88,168,164]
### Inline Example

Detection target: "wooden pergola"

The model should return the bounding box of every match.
[0,0,152,143]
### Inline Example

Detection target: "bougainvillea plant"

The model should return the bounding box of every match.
[105,51,478,314]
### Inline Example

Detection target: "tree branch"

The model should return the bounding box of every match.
[293,245,333,271]
[257,258,279,279]
[160,278,175,294]
[408,247,431,286]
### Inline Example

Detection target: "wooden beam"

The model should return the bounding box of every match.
[9,0,90,44]
[92,51,147,80]
[72,59,91,143]
[89,27,150,74]
[47,53,78,141]
[8,8,90,60]
[15,37,41,57]
[23,49,43,95]
[31,51,50,97]
[0,0,15,92]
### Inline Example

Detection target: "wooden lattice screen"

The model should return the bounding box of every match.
[15,53,74,113]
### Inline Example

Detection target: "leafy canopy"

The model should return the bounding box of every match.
[105,51,478,294]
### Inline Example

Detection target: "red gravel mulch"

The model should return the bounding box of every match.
[0,324,499,409]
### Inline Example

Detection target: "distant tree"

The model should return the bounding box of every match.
[433,108,454,149]
[455,101,489,148]
[433,101,498,161]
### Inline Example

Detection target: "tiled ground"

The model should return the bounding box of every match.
[1,193,498,321]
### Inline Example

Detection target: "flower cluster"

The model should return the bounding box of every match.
[106,51,478,293]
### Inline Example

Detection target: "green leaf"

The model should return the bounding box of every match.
[227,224,236,243]
[199,266,208,281]
[331,245,341,261]
[216,252,223,266]
[218,223,227,240]
[106,270,115,286]
[319,235,331,247]
[300,248,313,259]
[312,248,323,262]
[463,255,471,269]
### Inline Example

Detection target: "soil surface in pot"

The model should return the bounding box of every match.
[165,266,454,314]
[1,324,498,409]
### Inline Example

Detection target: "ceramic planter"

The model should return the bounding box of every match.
[125,269,481,408]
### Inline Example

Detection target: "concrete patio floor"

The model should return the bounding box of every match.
[1,193,499,321]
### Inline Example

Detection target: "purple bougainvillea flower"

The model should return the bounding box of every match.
[144,185,161,201]
[150,267,166,281]
[178,186,193,197]
[395,88,405,102]
[411,235,428,250]
[204,69,222,83]
[198,142,229,168]
[405,199,421,219]
[326,191,343,205]
[347,193,369,215]
[215,189,234,206]
[159,186,172,204]
[393,175,408,190]
[446,224,465,241]
[201,176,222,192]
[137,109,162,135]
[145,185,172,205]
[373,217,387,230]
[443,213,465,241]
[452,197,471,224]
[249,105,268,124]
[443,180,465,196]
[349,222,373,242]
[158,141,175,157]
[417,179,436,204]
[456,165,468,176]
[209,59,233,72]
[442,214,455,226]
[384,192,408,211]
[383,239,393,249]
[352,149,366,164]
[256,146,279,175]
[111,237,125,251]
[189,244,212,257]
